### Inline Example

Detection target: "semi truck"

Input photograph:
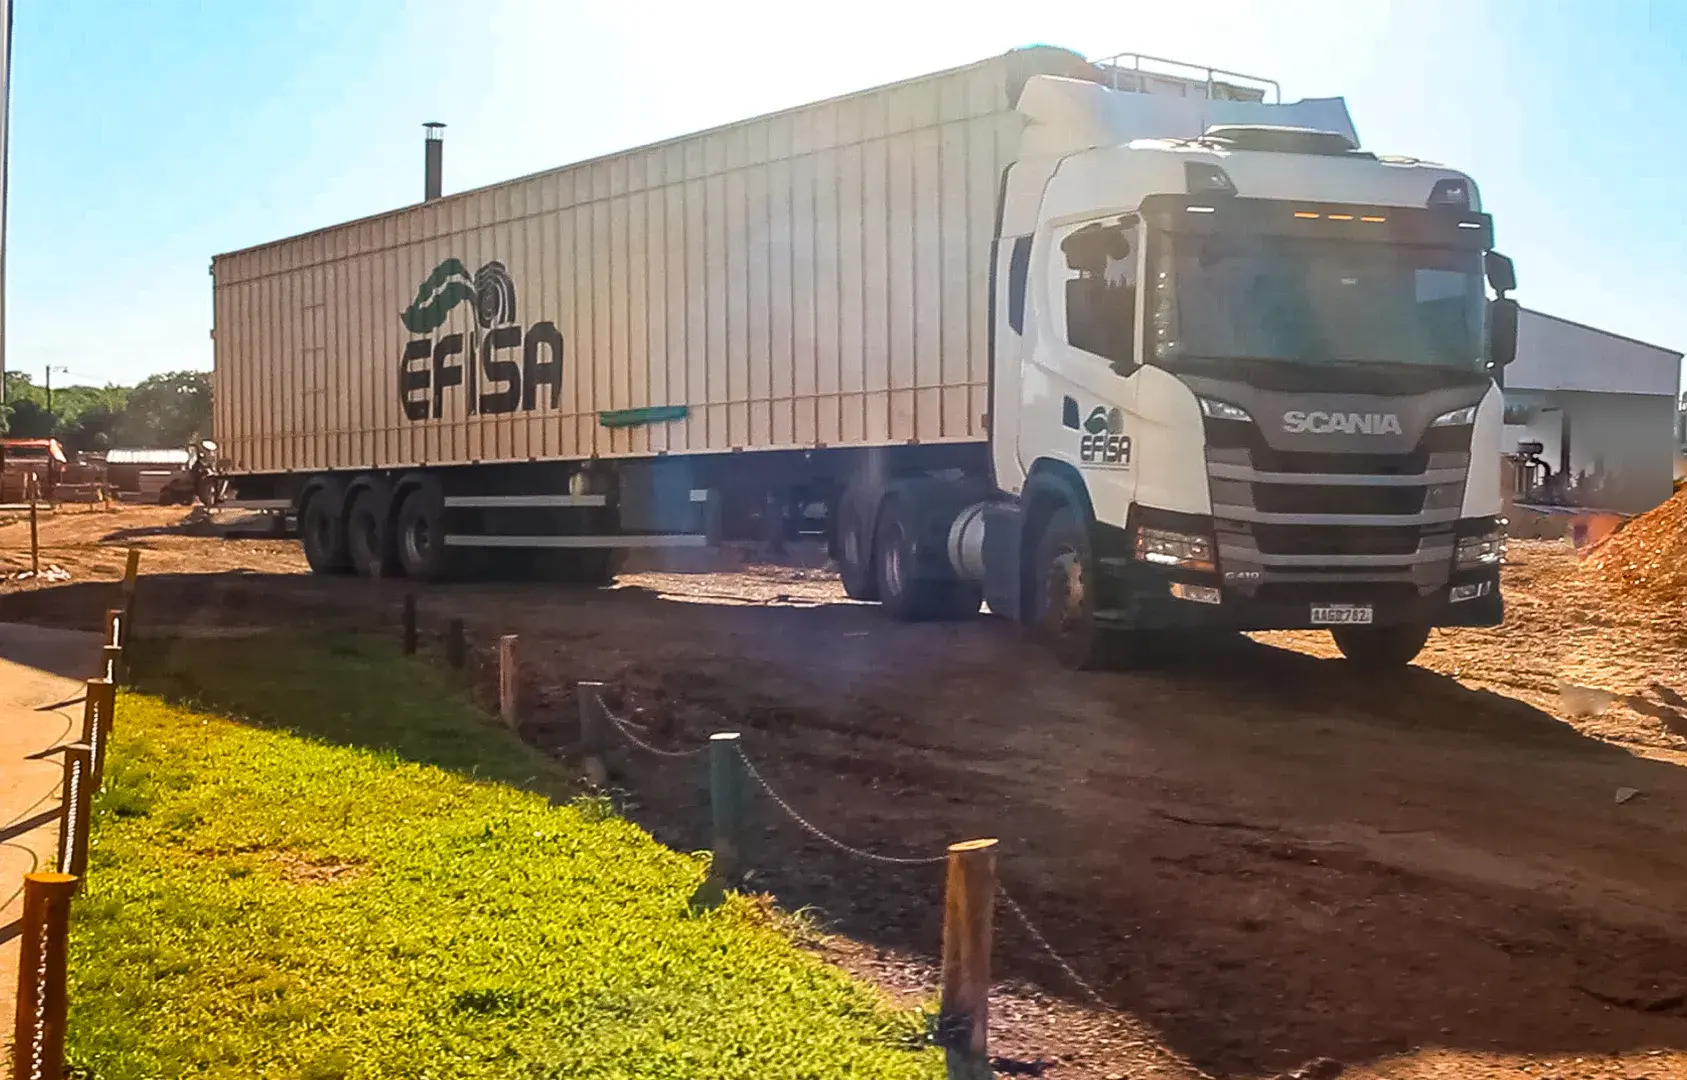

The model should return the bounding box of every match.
[211,45,1518,669]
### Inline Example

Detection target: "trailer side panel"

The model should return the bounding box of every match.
[212,60,1025,477]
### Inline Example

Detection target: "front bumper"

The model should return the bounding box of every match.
[1092,521,1503,632]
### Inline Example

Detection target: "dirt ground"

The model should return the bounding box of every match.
[7,504,1687,1080]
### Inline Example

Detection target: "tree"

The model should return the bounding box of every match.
[58,402,123,452]
[3,398,57,438]
[3,371,41,405]
[116,370,211,447]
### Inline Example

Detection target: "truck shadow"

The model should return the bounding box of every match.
[5,573,1687,1077]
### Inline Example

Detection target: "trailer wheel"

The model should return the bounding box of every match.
[1031,503,1133,670]
[874,499,923,620]
[394,482,449,581]
[1330,623,1430,669]
[836,503,879,601]
[300,481,352,575]
[871,497,980,621]
[346,483,398,579]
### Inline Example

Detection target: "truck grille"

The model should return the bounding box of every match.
[1206,419,1471,475]
[1205,417,1475,591]
[1246,523,1427,556]
[1251,484,1427,517]
[1247,447,1426,476]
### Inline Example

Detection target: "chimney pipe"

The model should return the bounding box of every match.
[423,122,445,202]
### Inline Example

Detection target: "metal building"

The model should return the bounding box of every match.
[1502,308,1682,514]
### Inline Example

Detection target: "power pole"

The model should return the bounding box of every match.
[44,364,65,415]
[0,0,12,409]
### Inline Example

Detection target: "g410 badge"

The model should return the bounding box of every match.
[1079,406,1132,468]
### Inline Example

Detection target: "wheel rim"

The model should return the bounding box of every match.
[1044,546,1087,640]
[883,526,904,597]
[404,516,431,565]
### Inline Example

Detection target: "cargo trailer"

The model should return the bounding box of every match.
[212,45,1518,668]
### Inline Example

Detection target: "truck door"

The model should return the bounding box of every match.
[1016,214,1143,526]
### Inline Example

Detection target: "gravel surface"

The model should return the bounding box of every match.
[5,505,1687,1080]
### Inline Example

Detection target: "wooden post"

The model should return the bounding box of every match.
[55,744,96,879]
[104,607,124,648]
[940,838,1000,1080]
[446,618,466,669]
[10,872,77,1080]
[401,594,418,656]
[578,681,608,787]
[28,474,40,577]
[498,635,519,729]
[83,678,115,789]
[708,732,746,885]
[121,547,141,645]
[102,643,124,686]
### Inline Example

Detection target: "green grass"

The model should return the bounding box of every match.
[69,633,940,1080]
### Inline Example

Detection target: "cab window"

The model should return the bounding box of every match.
[1058,216,1139,373]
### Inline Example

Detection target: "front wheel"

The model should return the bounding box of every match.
[1031,504,1137,670]
[1330,622,1430,669]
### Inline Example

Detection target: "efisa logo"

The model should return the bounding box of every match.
[398,258,565,421]
[1079,405,1132,468]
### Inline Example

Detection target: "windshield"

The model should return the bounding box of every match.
[1160,234,1485,370]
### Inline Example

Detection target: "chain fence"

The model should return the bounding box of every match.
[598,703,707,760]
[586,685,1107,1006]
[997,888,1107,1006]
[730,745,949,867]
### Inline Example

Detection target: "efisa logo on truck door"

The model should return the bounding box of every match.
[398,258,565,421]
[1079,405,1131,469]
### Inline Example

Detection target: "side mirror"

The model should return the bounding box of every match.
[1484,250,1516,295]
[1488,296,1519,369]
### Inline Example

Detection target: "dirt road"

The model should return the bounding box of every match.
[5,505,1687,1079]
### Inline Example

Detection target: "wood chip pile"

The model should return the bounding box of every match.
[1581,486,1687,601]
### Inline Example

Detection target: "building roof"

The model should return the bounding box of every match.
[1506,308,1682,398]
[105,448,190,466]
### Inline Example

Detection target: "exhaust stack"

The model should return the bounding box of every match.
[423,121,445,202]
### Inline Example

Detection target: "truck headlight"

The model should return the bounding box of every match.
[1135,527,1216,573]
[1431,405,1478,427]
[1455,529,1506,568]
[1198,397,1252,423]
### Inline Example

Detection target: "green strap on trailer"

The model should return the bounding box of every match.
[598,405,690,428]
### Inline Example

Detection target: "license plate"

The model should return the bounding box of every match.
[1311,603,1373,625]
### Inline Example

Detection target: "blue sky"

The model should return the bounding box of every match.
[7,0,1685,390]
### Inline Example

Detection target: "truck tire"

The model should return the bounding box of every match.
[1031,503,1136,670]
[346,482,397,579]
[1330,623,1430,669]
[836,502,879,601]
[873,497,981,622]
[300,480,352,575]
[394,481,450,582]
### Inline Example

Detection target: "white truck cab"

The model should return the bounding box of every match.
[963,66,1517,668]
